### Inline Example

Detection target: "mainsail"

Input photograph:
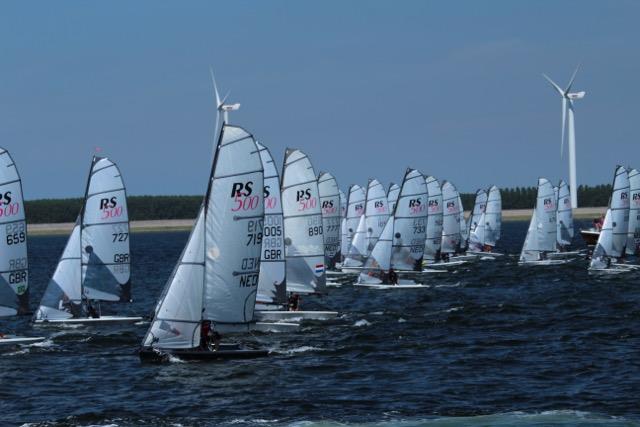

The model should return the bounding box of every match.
[342,213,367,268]
[344,184,365,256]
[468,189,487,236]
[441,181,461,254]
[81,157,131,302]
[391,169,427,271]
[318,172,341,270]
[281,149,326,294]
[0,148,29,316]
[519,178,557,262]
[256,142,286,305]
[590,209,614,270]
[357,215,393,284]
[35,156,131,321]
[458,193,468,250]
[143,124,264,348]
[387,183,400,213]
[627,168,640,256]
[468,212,486,252]
[609,165,630,257]
[339,189,347,263]
[556,180,574,248]
[424,176,443,261]
[364,179,390,252]
[485,185,502,247]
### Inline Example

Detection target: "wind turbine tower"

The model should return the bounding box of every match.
[542,66,585,209]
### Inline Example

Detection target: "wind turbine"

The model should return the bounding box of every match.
[542,66,586,209]
[209,68,241,132]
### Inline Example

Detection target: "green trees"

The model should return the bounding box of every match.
[23,186,615,223]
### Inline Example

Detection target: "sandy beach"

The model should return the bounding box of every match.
[26,207,607,236]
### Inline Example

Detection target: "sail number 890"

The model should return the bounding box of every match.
[308,225,323,236]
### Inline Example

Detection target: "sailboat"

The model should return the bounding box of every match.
[0,148,44,345]
[34,156,142,325]
[336,188,348,271]
[140,124,271,362]
[281,148,328,295]
[467,189,487,238]
[423,176,443,263]
[626,168,640,258]
[519,178,566,266]
[467,185,504,258]
[254,144,336,321]
[549,180,580,259]
[365,179,390,252]
[343,184,365,259]
[355,169,429,289]
[457,193,468,252]
[440,181,461,260]
[341,209,367,273]
[318,172,342,270]
[589,166,636,273]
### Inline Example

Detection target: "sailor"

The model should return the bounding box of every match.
[387,268,398,285]
[288,293,301,311]
[86,300,99,318]
[200,320,212,350]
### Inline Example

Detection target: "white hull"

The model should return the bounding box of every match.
[354,283,427,289]
[326,281,343,287]
[254,310,338,321]
[424,260,468,270]
[466,251,505,258]
[0,335,46,346]
[421,268,450,274]
[449,254,479,262]
[34,315,144,326]
[548,250,582,259]
[339,267,364,274]
[588,267,634,275]
[518,259,568,266]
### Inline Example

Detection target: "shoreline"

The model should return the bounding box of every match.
[26,207,606,236]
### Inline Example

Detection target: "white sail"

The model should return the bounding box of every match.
[458,193,468,249]
[391,169,427,270]
[556,180,574,248]
[387,183,400,213]
[256,142,286,305]
[590,209,613,270]
[424,176,443,261]
[344,184,365,255]
[81,157,131,302]
[339,189,347,262]
[281,149,326,294]
[0,148,29,316]
[441,181,461,254]
[203,125,264,325]
[318,172,341,269]
[468,212,486,251]
[519,178,556,262]
[627,168,640,256]
[485,185,502,247]
[357,216,393,284]
[143,207,205,348]
[609,165,629,258]
[343,214,367,268]
[35,220,83,320]
[468,189,487,236]
[364,179,390,253]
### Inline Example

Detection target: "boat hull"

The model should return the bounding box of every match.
[354,283,428,289]
[33,315,143,326]
[254,310,338,321]
[518,259,568,266]
[0,335,46,346]
[139,347,269,363]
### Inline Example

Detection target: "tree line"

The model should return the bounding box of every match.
[24,185,613,224]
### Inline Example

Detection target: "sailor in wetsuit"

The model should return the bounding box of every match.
[200,320,222,351]
[288,293,301,311]
[387,268,398,285]
[86,300,99,318]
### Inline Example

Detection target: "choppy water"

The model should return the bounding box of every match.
[1,220,639,427]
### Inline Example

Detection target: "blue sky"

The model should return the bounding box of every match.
[1,1,638,199]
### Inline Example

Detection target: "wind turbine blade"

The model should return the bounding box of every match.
[560,98,566,158]
[220,90,231,106]
[209,67,221,108]
[565,64,581,94]
[542,74,564,96]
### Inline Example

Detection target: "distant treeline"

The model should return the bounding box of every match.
[25,185,613,223]
[459,184,613,210]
